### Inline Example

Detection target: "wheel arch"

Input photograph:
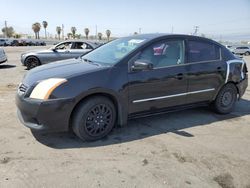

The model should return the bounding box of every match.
[69,92,128,130]
[212,81,240,101]
[24,55,41,66]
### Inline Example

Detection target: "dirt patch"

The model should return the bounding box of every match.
[0,157,11,164]
[213,173,235,188]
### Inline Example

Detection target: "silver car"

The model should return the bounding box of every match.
[0,47,7,64]
[21,40,100,69]
[232,46,250,56]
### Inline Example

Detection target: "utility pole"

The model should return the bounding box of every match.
[193,26,199,36]
[171,26,174,34]
[62,24,64,40]
[95,25,97,40]
[4,21,8,38]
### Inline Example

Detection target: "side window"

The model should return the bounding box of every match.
[55,42,72,50]
[137,40,185,68]
[188,40,220,63]
[73,42,93,50]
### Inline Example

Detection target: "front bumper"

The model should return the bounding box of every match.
[20,55,25,65]
[16,94,75,132]
[0,55,7,64]
[0,59,7,64]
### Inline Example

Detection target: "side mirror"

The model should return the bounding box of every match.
[131,59,153,71]
[52,48,57,52]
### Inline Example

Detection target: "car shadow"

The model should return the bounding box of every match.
[0,64,16,69]
[32,98,250,149]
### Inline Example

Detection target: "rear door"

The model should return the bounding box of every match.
[70,42,93,58]
[185,40,225,103]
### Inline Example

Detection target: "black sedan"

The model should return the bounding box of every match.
[16,34,248,141]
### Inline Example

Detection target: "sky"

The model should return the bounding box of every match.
[1,0,250,41]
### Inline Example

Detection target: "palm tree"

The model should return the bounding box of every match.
[71,27,77,39]
[98,32,102,40]
[42,21,48,39]
[84,28,90,39]
[106,29,111,41]
[56,26,62,40]
[32,22,41,39]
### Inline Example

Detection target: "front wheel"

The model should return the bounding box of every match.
[245,51,250,56]
[72,96,116,141]
[212,83,238,114]
[25,56,40,70]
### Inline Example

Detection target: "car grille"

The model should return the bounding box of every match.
[18,83,28,94]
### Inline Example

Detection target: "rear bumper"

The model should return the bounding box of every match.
[16,94,75,132]
[0,57,7,64]
[237,75,248,98]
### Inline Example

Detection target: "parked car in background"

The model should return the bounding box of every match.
[16,34,248,141]
[10,39,20,46]
[0,47,7,64]
[21,40,101,69]
[0,38,11,46]
[232,46,250,56]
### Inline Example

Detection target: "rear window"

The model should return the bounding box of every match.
[188,40,220,63]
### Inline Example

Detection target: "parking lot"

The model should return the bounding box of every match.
[0,46,250,188]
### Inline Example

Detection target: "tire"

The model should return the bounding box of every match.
[72,96,116,141]
[212,83,238,114]
[244,51,250,56]
[25,56,40,70]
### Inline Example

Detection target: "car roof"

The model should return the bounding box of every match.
[58,40,101,47]
[123,33,224,47]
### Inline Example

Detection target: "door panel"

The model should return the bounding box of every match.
[128,66,188,114]
[128,39,188,114]
[186,61,225,103]
[186,40,225,103]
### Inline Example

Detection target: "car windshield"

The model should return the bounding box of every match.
[81,37,147,66]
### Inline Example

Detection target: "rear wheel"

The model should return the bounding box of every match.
[72,96,116,141]
[25,56,40,70]
[212,83,238,114]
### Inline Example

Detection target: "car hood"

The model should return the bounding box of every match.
[22,58,108,86]
[22,49,52,55]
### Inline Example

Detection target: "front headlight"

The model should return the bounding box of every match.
[29,78,67,100]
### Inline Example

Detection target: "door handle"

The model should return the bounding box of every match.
[65,50,70,53]
[217,67,222,72]
[174,73,183,80]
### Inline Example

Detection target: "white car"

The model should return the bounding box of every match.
[0,47,7,64]
[232,46,250,56]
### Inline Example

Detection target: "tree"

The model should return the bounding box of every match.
[134,32,138,35]
[75,34,81,39]
[32,22,41,39]
[106,29,111,41]
[2,26,14,38]
[71,27,77,39]
[42,21,48,39]
[56,26,62,40]
[84,28,90,39]
[98,32,102,40]
[67,33,72,39]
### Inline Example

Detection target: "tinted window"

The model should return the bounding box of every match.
[188,40,220,63]
[137,40,185,68]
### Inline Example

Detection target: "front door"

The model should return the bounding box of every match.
[128,39,188,114]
